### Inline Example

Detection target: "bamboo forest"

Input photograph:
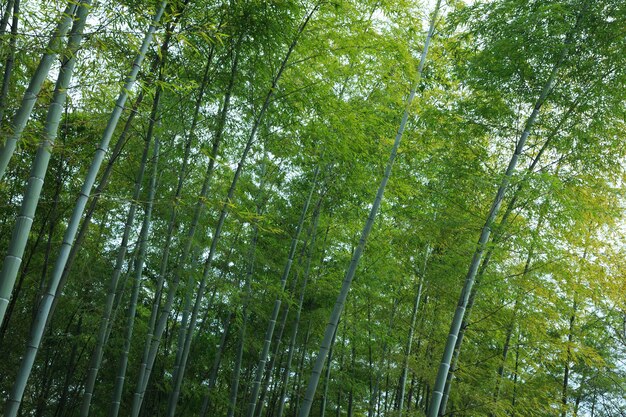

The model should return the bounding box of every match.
[1,0,626,416]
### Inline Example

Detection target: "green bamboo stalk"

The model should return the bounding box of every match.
[225,229,261,417]
[320,325,339,417]
[254,286,292,417]
[47,6,192,324]
[80,113,154,417]
[0,0,89,328]
[368,296,399,417]
[293,320,312,416]
[485,205,548,417]
[0,0,19,126]
[246,165,320,417]
[2,4,166,416]
[197,9,322,415]
[227,312,248,417]
[109,134,160,417]
[397,264,426,416]
[0,1,77,180]
[167,269,195,410]
[141,8,312,410]
[0,0,14,37]
[50,86,145,320]
[427,32,573,417]
[130,38,236,417]
[198,311,233,417]
[297,3,440,415]
[437,106,580,415]
[276,196,322,417]
[80,27,170,410]
[138,37,215,361]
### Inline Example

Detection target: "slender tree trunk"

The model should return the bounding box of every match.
[369,297,399,417]
[407,373,416,410]
[53,315,83,417]
[166,268,195,412]
[510,332,521,417]
[0,0,13,38]
[437,149,565,416]
[131,36,237,417]
[255,300,291,417]
[347,344,355,417]
[47,3,189,325]
[0,1,77,180]
[0,199,53,343]
[0,0,19,126]
[198,312,233,417]
[298,3,439,415]
[491,314,514,414]
[226,250,257,417]
[572,372,586,417]
[226,307,249,417]
[383,362,391,416]
[103,240,141,349]
[136,40,239,417]
[490,204,549,416]
[37,143,65,304]
[247,165,320,417]
[264,349,284,417]
[50,88,145,322]
[167,9,316,412]
[170,243,239,409]
[132,34,215,417]
[80,100,155,417]
[293,321,312,417]
[320,325,339,417]
[0,0,88,327]
[2,4,166,416]
[427,25,573,417]
[225,159,271,417]
[34,331,56,417]
[346,313,357,417]
[276,196,322,417]
[397,267,426,416]
[108,133,160,417]
[561,303,577,417]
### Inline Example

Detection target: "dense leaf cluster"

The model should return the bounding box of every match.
[0,0,625,416]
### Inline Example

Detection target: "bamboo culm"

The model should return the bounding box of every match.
[48,89,145,324]
[254,287,293,417]
[436,119,576,415]
[246,164,321,417]
[0,1,77,180]
[198,312,233,417]
[0,0,84,325]
[164,44,243,417]
[0,0,90,324]
[2,4,166,416]
[427,28,573,417]
[80,11,174,408]
[163,11,314,413]
[397,261,427,416]
[0,0,20,125]
[47,6,191,325]
[109,134,160,417]
[130,38,237,417]
[297,2,440,416]
[276,195,322,417]
[132,37,215,417]
[79,75,159,417]
[0,0,14,37]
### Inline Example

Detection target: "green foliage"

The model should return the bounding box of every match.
[0,0,625,416]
